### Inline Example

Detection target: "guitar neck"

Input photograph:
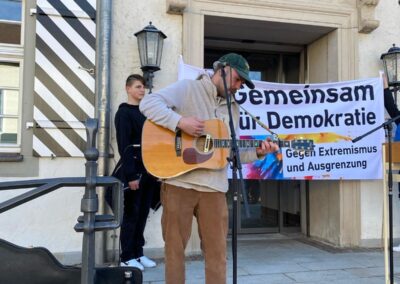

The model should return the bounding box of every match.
[214,139,290,148]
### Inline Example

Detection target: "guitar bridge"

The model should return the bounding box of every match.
[204,134,211,153]
[175,129,182,156]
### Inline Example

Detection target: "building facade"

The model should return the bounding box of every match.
[0,0,399,263]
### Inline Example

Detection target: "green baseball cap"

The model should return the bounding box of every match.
[218,53,254,89]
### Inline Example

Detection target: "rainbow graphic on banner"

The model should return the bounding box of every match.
[242,132,352,180]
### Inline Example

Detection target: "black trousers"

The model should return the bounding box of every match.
[120,173,157,262]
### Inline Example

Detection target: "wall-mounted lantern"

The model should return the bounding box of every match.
[134,22,167,93]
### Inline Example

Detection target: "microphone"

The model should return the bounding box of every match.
[213,61,228,70]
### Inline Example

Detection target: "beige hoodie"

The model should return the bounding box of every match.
[139,74,259,193]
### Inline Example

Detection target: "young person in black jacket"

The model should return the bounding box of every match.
[116,74,159,270]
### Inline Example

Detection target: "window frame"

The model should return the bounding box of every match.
[0,0,24,47]
[0,0,24,153]
[0,58,23,152]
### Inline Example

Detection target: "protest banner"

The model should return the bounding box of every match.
[178,57,385,179]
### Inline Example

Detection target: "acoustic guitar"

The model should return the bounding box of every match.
[142,119,314,179]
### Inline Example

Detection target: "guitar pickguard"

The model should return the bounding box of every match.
[183,148,213,164]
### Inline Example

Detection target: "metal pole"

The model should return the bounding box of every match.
[387,123,394,284]
[95,0,112,264]
[81,119,99,284]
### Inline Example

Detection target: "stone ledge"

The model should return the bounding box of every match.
[166,0,187,14]
[358,0,380,33]
[0,153,23,162]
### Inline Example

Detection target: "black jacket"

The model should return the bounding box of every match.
[114,103,146,183]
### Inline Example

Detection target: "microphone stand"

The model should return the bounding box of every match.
[352,113,400,284]
[220,66,250,284]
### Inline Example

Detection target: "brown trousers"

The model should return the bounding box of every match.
[161,183,228,284]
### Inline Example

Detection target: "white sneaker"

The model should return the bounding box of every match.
[120,258,144,271]
[137,256,156,268]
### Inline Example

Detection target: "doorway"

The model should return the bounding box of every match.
[226,179,302,233]
[203,15,329,234]
[204,48,304,233]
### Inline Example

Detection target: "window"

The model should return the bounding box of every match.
[204,50,300,83]
[0,0,22,45]
[0,62,19,145]
[0,0,23,151]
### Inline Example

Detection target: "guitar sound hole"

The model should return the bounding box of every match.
[195,135,214,153]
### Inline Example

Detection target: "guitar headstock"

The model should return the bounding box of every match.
[290,139,315,152]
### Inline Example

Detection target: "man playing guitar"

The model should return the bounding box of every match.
[139,53,279,284]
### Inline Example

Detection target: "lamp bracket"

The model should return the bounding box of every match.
[142,69,155,92]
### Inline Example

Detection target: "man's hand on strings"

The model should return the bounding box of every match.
[256,139,279,157]
[177,116,205,137]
